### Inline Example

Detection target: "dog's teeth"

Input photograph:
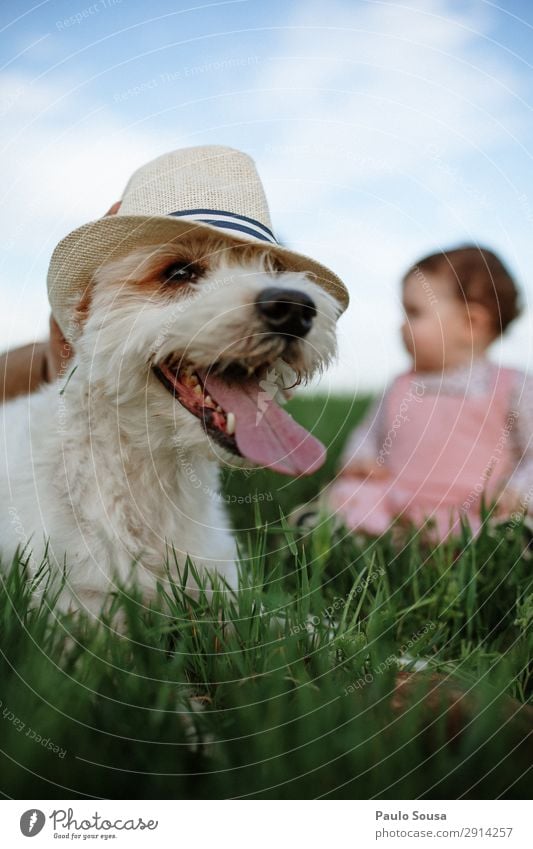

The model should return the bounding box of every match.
[205,394,213,405]
[193,384,202,395]
[182,371,200,388]
[226,412,236,435]
[215,405,223,413]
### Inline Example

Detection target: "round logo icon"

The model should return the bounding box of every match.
[20,809,46,837]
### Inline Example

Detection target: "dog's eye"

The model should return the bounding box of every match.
[271,257,287,275]
[162,262,203,285]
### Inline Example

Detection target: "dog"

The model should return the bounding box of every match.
[0,146,348,620]
[0,235,341,618]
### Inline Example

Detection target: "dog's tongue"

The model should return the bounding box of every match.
[200,371,326,476]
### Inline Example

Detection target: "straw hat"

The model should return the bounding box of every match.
[47,145,349,339]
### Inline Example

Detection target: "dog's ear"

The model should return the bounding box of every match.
[71,287,93,339]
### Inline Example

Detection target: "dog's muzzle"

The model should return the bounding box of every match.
[255,287,316,337]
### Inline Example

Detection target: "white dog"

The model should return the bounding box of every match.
[0,146,348,619]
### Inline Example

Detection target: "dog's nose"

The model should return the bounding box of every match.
[255,287,317,337]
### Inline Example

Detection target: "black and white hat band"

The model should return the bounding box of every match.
[168,208,278,245]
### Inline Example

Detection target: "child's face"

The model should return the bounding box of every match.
[401,273,482,371]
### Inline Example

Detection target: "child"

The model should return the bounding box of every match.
[325,245,532,540]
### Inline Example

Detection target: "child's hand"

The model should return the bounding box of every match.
[493,486,528,522]
[338,458,389,480]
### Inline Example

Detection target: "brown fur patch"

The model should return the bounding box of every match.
[92,237,283,306]
[72,286,93,336]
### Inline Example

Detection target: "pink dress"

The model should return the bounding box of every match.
[327,364,518,540]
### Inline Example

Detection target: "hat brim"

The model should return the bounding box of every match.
[47,214,349,339]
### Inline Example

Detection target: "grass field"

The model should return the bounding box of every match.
[0,394,531,799]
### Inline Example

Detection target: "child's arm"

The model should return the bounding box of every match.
[0,315,72,403]
[494,373,533,518]
[337,390,390,479]
[0,339,48,402]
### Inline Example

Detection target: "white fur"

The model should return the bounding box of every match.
[0,237,339,619]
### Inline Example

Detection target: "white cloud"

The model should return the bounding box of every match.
[0,71,179,251]
[252,0,520,199]
[0,69,181,352]
[1,0,530,391]
[234,0,529,388]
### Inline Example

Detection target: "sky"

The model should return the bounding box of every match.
[1,0,532,393]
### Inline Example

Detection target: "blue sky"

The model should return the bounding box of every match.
[1,0,532,391]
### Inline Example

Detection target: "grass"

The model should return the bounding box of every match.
[0,394,531,799]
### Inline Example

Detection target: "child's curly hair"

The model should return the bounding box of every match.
[403,245,522,336]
